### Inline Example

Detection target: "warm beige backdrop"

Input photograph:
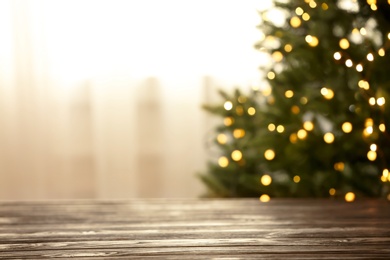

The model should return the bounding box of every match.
[0,0,269,200]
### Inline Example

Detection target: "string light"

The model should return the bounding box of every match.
[367,150,377,161]
[259,194,270,202]
[295,7,304,15]
[272,51,284,62]
[264,149,275,160]
[261,175,272,186]
[342,122,353,133]
[224,117,234,126]
[285,90,294,98]
[345,192,355,202]
[276,125,285,133]
[300,97,308,104]
[268,123,276,131]
[231,150,242,161]
[267,71,276,80]
[309,1,317,8]
[284,44,293,52]
[329,188,336,196]
[291,105,300,114]
[237,96,247,103]
[356,64,363,72]
[358,80,370,90]
[334,162,345,171]
[236,106,244,115]
[305,35,319,47]
[302,13,310,21]
[321,87,334,99]
[290,16,302,28]
[290,133,298,143]
[379,123,386,132]
[377,97,385,106]
[293,175,301,183]
[334,52,342,60]
[297,129,308,139]
[324,132,335,143]
[369,97,376,105]
[378,48,385,56]
[383,169,389,178]
[370,143,377,151]
[367,53,374,61]
[247,107,256,115]
[224,101,233,110]
[303,121,314,131]
[233,129,245,139]
[321,3,328,10]
[217,133,227,144]
[360,28,367,35]
[345,59,353,67]
[339,38,350,49]
[218,156,229,167]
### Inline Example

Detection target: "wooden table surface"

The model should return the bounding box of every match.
[0,199,389,259]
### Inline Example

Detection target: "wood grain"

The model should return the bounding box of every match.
[0,199,389,259]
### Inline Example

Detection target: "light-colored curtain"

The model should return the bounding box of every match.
[0,0,265,200]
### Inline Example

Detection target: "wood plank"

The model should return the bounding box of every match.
[0,199,389,259]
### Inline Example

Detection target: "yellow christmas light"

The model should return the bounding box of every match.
[381,175,387,182]
[264,149,275,160]
[369,97,376,106]
[290,133,298,143]
[218,156,229,167]
[363,126,373,137]
[305,35,319,47]
[224,117,234,126]
[233,129,245,139]
[267,71,275,80]
[388,32,390,40]
[370,3,377,10]
[321,87,334,99]
[268,123,276,132]
[290,16,302,28]
[324,132,335,143]
[231,150,242,161]
[339,38,350,49]
[345,192,355,202]
[329,188,336,196]
[334,52,342,60]
[276,125,285,133]
[370,143,377,151]
[379,123,386,132]
[334,162,345,171]
[293,175,301,183]
[303,121,314,131]
[217,133,227,144]
[321,3,328,10]
[284,44,293,52]
[342,122,353,133]
[237,96,247,103]
[300,97,308,104]
[360,28,367,35]
[247,107,256,116]
[367,53,374,61]
[295,7,304,15]
[377,97,385,106]
[224,101,233,110]
[291,105,300,114]
[358,80,370,90]
[383,169,389,178]
[272,51,284,62]
[259,194,270,202]
[309,0,317,8]
[378,48,385,57]
[365,118,373,127]
[345,59,353,67]
[285,90,294,98]
[367,150,377,161]
[302,13,310,21]
[367,0,376,4]
[356,64,363,72]
[297,129,308,139]
[261,175,272,186]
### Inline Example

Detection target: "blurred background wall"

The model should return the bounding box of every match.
[0,0,269,200]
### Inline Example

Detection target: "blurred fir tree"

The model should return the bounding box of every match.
[199,0,390,199]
